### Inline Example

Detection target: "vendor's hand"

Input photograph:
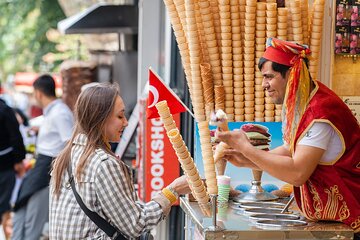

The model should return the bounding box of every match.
[223,148,261,170]
[217,129,252,152]
[168,175,191,195]
[14,161,26,177]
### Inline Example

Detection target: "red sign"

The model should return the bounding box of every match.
[137,99,146,201]
[137,99,181,205]
[147,69,186,119]
[14,72,62,88]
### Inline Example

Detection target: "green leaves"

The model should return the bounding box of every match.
[0,0,66,81]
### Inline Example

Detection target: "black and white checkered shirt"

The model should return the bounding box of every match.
[50,134,165,239]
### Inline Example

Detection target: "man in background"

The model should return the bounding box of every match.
[0,98,26,238]
[12,74,74,240]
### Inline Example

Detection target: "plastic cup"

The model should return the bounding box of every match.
[217,175,231,185]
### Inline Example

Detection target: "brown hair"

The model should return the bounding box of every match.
[51,83,120,196]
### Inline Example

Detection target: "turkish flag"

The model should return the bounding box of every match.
[147,69,186,119]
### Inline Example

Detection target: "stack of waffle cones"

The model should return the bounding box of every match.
[309,0,325,80]
[155,100,177,132]
[198,0,222,87]
[239,0,246,46]
[200,63,215,120]
[198,121,218,194]
[167,128,210,205]
[185,0,206,122]
[277,7,288,41]
[290,0,304,44]
[231,0,244,122]
[243,0,257,122]
[254,2,266,122]
[209,0,222,55]
[274,7,288,122]
[266,3,277,38]
[195,2,210,63]
[164,0,193,98]
[156,101,210,205]
[163,0,326,124]
[285,0,293,41]
[274,104,282,122]
[301,0,309,45]
[214,85,225,111]
[264,2,277,122]
[220,0,234,122]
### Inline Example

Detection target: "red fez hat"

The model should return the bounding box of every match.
[263,38,310,66]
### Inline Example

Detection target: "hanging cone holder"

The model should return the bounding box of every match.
[233,170,278,203]
[205,194,224,231]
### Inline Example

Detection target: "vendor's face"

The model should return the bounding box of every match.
[104,96,128,143]
[261,61,289,104]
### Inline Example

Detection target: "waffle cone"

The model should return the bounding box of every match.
[164,122,177,132]
[216,158,227,175]
[200,63,214,106]
[155,100,171,115]
[214,85,225,111]
[156,101,178,132]
[217,119,230,132]
[214,142,229,164]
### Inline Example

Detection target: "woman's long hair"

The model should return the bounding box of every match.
[52,83,119,196]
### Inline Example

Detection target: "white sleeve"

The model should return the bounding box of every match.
[297,122,335,150]
[55,110,74,143]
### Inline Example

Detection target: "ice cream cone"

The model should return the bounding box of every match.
[213,142,229,164]
[216,158,227,175]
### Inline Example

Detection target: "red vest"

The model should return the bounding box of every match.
[292,81,360,232]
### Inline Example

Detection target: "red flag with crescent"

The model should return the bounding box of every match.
[147,69,186,119]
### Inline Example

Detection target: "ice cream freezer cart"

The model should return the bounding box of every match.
[180,197,355,240]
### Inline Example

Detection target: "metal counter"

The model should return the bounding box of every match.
[180,197,354,240]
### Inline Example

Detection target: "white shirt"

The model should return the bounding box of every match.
[36,99,74,157]
[285,122,343,163]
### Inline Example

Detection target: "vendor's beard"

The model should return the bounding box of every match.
[274,96,285,105]
[270,92,286,105]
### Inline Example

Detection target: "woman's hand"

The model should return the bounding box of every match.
[168,175,191,195]
[14,161,26,177]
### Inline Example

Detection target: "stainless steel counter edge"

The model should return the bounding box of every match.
[179,197,355,240]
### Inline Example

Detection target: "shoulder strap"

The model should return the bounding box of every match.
[67,165,128,240]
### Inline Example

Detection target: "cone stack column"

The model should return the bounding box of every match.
[309,0,325,80]
[290,0,304,44]
[264,2,277,122]
[254,2,266,122]
[243,0,257,122]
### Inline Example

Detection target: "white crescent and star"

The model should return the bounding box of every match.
[148,85,159,108]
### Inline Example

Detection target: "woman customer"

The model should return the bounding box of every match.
[49,83,190,239]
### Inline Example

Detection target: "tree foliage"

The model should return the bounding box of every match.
[0,0,82,82]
